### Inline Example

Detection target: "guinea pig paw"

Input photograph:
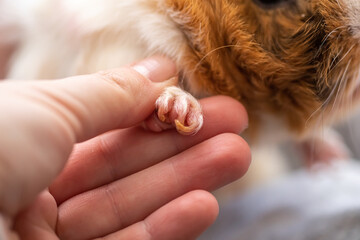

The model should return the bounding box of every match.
[155,86,203,135]
[300,129,351,168]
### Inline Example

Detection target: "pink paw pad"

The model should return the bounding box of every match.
[145,87,203,135]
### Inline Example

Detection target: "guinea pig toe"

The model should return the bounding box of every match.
[173,101,203,135]
[155,86,203,135]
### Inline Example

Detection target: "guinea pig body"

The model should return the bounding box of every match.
[161,0,360,141]
[6,0,186,78]
[6,0,360,146]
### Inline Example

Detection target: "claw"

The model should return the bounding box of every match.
[174,119,202,136]
[152,86,203,135]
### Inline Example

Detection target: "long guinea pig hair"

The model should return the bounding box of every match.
[5,0,360,142]
[165,0,360,140]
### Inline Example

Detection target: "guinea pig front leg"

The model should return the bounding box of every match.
[144,86,203,135]
[299,128,351,167]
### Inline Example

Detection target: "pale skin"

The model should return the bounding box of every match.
[0,56,251,240]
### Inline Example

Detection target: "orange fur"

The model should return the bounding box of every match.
[165,0,360,141]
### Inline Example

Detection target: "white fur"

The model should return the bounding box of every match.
[344,0,360,39]
[7,0,188,79]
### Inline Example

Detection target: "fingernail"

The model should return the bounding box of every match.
[132,56,177,82]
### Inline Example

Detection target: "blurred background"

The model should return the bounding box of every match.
[200,109,360,240]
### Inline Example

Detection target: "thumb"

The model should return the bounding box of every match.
[0,56,176,216]
[37,56,177,142]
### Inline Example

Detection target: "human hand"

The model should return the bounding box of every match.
[0,56,250,240]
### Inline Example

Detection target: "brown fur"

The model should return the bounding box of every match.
[163,0,360,141]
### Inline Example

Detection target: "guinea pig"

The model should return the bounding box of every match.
[4,0,360,159]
